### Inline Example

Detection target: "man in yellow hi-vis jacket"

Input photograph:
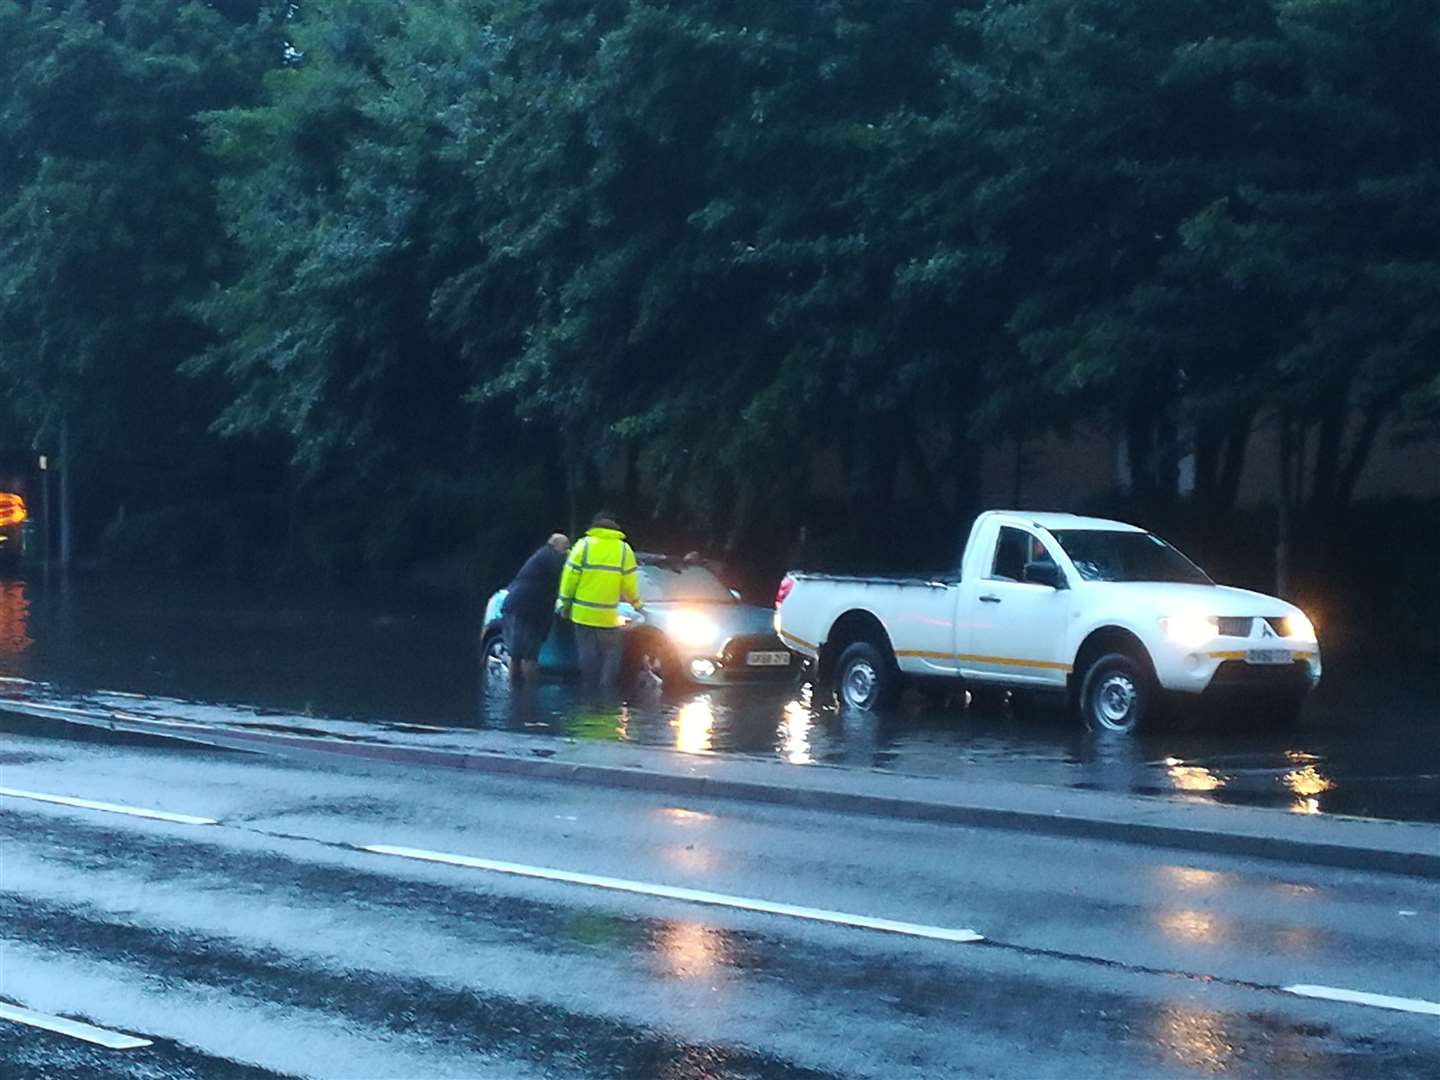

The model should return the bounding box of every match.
[557,513,644,687]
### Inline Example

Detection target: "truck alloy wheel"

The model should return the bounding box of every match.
[835,641,896,712]
[1080,653,1151,734]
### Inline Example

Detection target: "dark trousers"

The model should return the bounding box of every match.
[574,624,623,688]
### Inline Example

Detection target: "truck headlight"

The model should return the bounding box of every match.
[1282,612,1317,642]
[1161,613,1219,649]
[670,610,719,649]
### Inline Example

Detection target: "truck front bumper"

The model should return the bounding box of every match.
[1154,646,1322,698]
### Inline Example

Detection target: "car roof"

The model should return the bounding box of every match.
[984,510,1146,533]
[635,553,720,570]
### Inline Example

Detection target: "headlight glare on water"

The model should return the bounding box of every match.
[1161,612,1219,649]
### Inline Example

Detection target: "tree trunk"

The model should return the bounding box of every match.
[1308,405,1345,512]
[1276,416,1293,599]
[1333,404,1388,509]
[1216,416,1252,511]
[898,420,953,537]
[59,416,73,568]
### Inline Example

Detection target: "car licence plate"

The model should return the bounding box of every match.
[746,650,791,667]
[1246,649,1292,665]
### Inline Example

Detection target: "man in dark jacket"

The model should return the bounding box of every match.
[502,532,569,686]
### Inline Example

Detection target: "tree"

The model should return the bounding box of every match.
[0,0,282,543]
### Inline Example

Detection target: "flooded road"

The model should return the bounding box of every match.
[2,570,1436,822]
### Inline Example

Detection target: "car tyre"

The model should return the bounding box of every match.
[1079,652,1152,734]
[834,641,899,712]
[481,630,511,684]
[628,634,678,690]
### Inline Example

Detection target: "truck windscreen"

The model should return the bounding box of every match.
[1050,530,1211,585]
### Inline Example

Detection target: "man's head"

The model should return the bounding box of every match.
[590,511,621,532]
[547,533,570,554]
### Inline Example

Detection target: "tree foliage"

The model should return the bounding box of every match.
[2,0,1436,575]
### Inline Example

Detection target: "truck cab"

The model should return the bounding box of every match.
[775,511,1321,733]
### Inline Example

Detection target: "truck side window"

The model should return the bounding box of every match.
[990,527,1030,582]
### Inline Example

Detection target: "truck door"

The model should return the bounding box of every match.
[960,525,1072,687]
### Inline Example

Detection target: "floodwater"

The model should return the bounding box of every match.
[1,569,1436,822]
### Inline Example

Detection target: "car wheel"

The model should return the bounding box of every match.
[481,631,512,684]
[628,635,677,690]
[1079,652,1152,734]
[835,641,899,712]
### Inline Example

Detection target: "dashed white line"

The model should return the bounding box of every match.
[0,1002,153,1049]
[0,787,217,826]
[362,844,984,943]
[1285,984,1440,1016]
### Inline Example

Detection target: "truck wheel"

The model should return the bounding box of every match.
[835,641,899,712]
[1079,653,1152,734]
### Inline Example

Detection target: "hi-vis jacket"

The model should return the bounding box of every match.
[557,527,642,628]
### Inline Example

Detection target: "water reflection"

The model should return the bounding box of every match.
[1164,757,1225,795]
[1282,762,1334,816]
[651,920,727,980]
[1153,1005,1237,1072]
[1156,908,1226,944]
[0,578,33,676]
[657,807,714,824]
[673,697,715,755]
[779,700,814,765]
[1158,866,1228,891]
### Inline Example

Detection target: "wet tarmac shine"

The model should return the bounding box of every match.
[2,727,1437,1078]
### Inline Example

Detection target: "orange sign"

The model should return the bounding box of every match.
[0,492,26,528]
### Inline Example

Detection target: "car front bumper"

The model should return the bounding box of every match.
[678,633,796,686]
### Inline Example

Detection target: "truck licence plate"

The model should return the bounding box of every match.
[746,651,791,667]
[1246,649,1292,665]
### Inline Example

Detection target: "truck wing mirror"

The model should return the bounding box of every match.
[1024,560,1066,589]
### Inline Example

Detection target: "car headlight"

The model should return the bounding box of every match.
[1281,611,1317,642]
[1160,613,1219,649]
[669,610,720,649]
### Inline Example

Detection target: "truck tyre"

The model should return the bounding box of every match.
[835,641,899,712]
[1079,652,1152,734]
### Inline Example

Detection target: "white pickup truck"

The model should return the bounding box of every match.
[774,510,1321,733]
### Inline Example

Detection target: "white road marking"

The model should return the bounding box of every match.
[0,676,37,685]
[362,844,984,943]
[1285,984,1440,1016]
[109,713,213,730]
[0,787,217,826]
[7,700,101,718]
[98,690,148,699]
[0,1002,153,1049]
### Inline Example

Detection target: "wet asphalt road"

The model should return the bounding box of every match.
[2,724,1438,1078]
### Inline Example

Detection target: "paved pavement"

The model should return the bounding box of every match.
[3,691,1436,877]
[1,722,1437,1078]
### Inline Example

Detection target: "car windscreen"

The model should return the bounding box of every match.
[637,565,736,604]
[1050,530,1212,585]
